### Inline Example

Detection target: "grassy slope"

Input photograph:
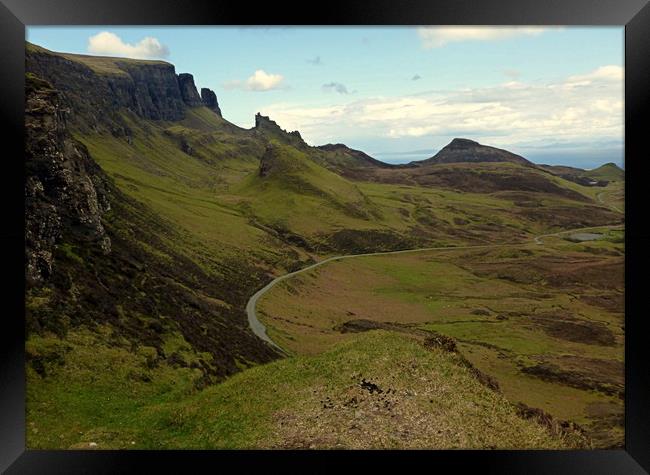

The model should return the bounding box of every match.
[76,106,618,261]
[74,109,306,275]
[25,47,624,449]
[27,329,578,449]
[258,225,624,447]
[584,163,625,182]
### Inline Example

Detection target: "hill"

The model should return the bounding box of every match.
[585,163,625,182]
[24,42,624,449]
[27,330,587,449]
[410,138,532,166]
[313,143,394,173]
[540,162,624,186]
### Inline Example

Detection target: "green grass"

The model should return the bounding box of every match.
[27,328,573,449]
[58,243,84,264]
[27,326,203,449]
[258,238,624,447]
[584,163,624,182]
[25,46,627,451]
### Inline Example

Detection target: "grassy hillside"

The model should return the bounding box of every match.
[585,163,625,182]
[25,44,624,450]
[27,329,585,449]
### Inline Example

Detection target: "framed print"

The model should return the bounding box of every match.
[1,0,649,473]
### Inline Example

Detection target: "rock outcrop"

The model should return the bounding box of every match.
[258,144,278,177]
[25,73,111,285]
[178,73,203,107]
[254,113,306,148]
[201,88,222,117]
[254,112,280,131]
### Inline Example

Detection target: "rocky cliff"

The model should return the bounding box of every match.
[25,43,222,134]
[178,73,203,107]
[254,112,305,147]
[201,87,222,117]
[25,73,112,286]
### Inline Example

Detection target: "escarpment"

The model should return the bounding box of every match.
[25,73,111,285]
[178,73,203,107]
[25,43,222,133]
[201,87,222,116]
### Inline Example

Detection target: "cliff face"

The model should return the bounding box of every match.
[114,61,188,119]
[26,50,185,130]
[178,73,203,107]
[25,45,222,133]
[201,88,222,117]
[25,74,111,286]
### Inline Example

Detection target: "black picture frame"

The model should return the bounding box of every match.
[1,0,649,473]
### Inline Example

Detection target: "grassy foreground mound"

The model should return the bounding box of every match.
[27,329,584,449]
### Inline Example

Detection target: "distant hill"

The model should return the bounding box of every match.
[540,162,624,186]
[314,143,393,171]
[585,162,624,182]
[410,138,532,167]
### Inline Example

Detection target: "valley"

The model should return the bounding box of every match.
[24,43,625,450]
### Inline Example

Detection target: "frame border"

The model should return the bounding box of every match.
[2,1,649,473]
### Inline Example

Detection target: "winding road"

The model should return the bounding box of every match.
[246,221,623,353]
[246,241,521,353]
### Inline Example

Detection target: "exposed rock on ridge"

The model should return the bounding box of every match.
[26,47,185,130]
[259,144,280,177]
[201,88,222,117]
[178,73,203,107]
[254,113,305,147]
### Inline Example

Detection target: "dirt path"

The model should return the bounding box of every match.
[247,223,623,352]
[597,190,623,214]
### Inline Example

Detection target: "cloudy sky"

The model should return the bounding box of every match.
[27,27,624,168]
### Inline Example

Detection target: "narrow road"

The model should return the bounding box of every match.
[247,222,623,353]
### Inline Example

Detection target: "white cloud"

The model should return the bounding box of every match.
[417,27,547,48]
[259,65,623,151]
[87,31,169,59]
[565,65,623,84]
[224,69,285,91]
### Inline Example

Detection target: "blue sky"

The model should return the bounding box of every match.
[27,27,624,168]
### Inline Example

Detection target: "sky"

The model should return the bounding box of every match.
[27,26,624,169]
